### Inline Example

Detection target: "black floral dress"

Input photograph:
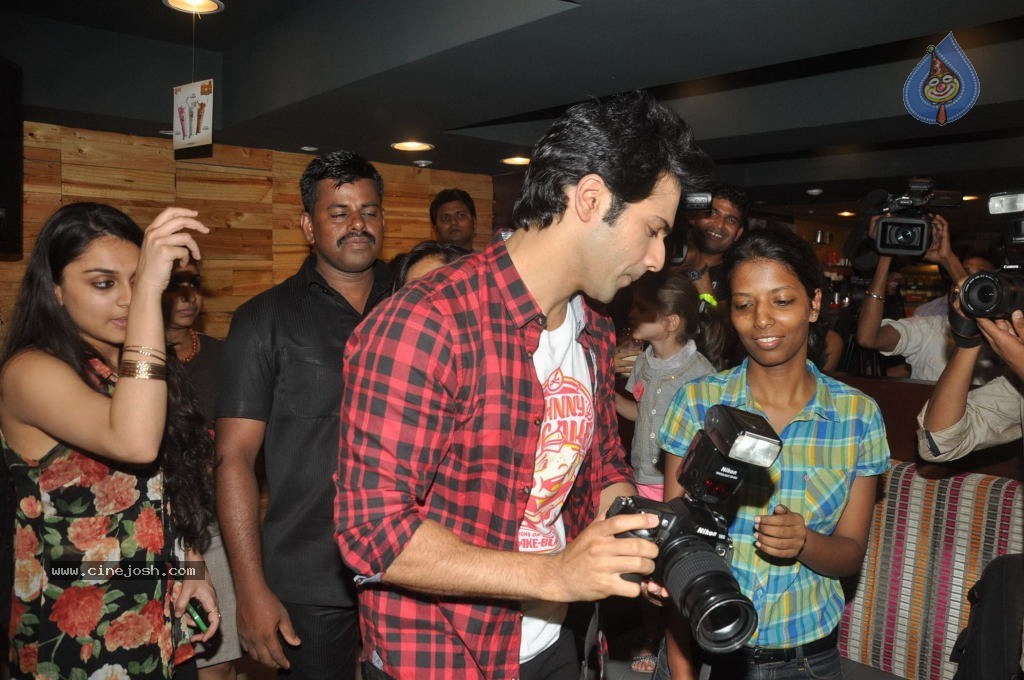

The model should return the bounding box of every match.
[4,360,194,679]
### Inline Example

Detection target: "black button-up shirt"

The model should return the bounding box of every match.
[218,254,391,606]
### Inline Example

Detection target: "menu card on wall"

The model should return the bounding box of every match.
[173,79,213,158]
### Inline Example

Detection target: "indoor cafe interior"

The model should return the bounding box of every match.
[1,2,1022,680]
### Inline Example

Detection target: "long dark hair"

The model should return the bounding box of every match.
[723,226,828,368]
[3,203,141,383]
[2,202,214,551]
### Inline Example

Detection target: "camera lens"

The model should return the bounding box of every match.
[661,536,758,653]
[893,226,919,246]
[960,270,1024,318]
[701,598,755,646]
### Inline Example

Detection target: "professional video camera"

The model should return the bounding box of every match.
[959,191,1024,318]
[872,178,962,257]
[607,405,782,654]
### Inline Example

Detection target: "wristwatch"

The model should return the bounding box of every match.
[684,265,708,281]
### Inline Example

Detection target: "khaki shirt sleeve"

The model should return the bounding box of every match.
[916,376,1024,461]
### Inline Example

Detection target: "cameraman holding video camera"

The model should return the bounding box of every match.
[856,213,999,383]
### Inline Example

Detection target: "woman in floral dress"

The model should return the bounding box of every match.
[1,203,219,679]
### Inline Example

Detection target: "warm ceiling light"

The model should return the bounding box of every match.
[806,188,823,197]
[163,0,224,14]
[501,156,531,166]
[391,141,434,152]
[299,146,318,152]
[837,211,856,217]
[963,195,979,201]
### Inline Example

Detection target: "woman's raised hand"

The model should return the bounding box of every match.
[135,207,209,293]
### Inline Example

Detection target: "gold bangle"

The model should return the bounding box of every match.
[123,345,168,361]
[865,291,885,302]
[118,360,167,380]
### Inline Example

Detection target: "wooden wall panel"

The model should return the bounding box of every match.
[176,166,274,205]
[61,128,174,173]
[62,164,176,203]
[1,123,493,342]
[23,154,61,196]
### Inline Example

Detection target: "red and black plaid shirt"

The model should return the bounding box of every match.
[335,238,631,679]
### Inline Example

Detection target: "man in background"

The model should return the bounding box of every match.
[679,184,749,303]
[217,151,392,678]
[430,187,478,249]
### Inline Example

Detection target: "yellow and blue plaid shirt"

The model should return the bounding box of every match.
[658,359,891,649]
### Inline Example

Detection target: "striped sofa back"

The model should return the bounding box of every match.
[838,462,1022,680]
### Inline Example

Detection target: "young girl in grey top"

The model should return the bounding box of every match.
[616,271,723,498]
[614,270,723,672]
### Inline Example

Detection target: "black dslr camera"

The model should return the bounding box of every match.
[607,405,782,654]
[873,178,962,257]
[959,191,1024,318]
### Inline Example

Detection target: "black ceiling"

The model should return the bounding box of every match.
[3,0,1024,235]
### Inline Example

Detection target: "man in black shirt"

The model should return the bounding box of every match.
[216,151,392,678]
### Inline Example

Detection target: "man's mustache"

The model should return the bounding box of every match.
[337,230,376,247]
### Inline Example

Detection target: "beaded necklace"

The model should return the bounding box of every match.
[180,329,200,364]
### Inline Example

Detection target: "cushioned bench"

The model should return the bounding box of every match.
[839,462,1023,679]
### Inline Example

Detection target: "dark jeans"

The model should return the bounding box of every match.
[520,628,580,680]
[278,602,358,680]
[653,639,843,680]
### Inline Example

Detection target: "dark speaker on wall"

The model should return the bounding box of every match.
[0,57,23,261]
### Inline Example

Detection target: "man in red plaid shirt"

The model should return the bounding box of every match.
[335,91,712,680]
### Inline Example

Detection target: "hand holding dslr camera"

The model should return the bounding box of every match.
[958,191,1024,319]
[607,405,782,653]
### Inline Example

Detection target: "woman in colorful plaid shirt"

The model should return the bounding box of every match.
[655,225,891,679]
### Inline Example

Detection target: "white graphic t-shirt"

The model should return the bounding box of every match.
[519,300,594,663]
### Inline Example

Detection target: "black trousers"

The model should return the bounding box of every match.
[278,601,358,680]
[520,628,580,680]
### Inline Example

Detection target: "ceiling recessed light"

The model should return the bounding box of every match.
[806,188,823,197]
[963,195,979,201]
[391,141,434,152]
[501,156,530,166]
[162,0,224,14]
[299,146,318,152]
[412,159,433,168]
[837,211,856,217]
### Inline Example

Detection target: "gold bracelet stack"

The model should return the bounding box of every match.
[118,359,167,381]
[865,291,885,302]
[122,345,168,362]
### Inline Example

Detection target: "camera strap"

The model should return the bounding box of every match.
[948,305,982,348]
